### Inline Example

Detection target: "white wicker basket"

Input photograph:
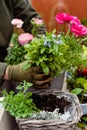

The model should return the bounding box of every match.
[17,90,83,130]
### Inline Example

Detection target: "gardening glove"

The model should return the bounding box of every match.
[7,61,52,88]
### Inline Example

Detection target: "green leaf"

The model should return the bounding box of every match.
[76,78,87,90]
[76,78,87,85]
[42,66,49,75]
[71,88,83,95]
[77,122,86,129]
[82,117,87,122]
[10,33,18,44]
[22,62,31,71]
[40,48,45,54]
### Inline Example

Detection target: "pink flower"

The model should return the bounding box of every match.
[70,23,87,37]
[70,15,81,25]
[55,13,72,24]
[11,18,24,28]
[18,33,33,45]
[32,18,43,25]
[55,13,81,25]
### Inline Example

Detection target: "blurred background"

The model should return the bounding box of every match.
[30,0,87,32]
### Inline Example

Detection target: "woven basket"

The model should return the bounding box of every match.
[16,90,83,130]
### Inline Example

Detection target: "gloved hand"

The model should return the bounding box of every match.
[6,61,52,88]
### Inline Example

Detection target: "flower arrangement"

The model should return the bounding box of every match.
[5,18,43,65]
[5,13,87,78]
[23,13,87,77]
[2,14,85,126]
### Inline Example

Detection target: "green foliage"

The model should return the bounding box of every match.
[77,115,87,129]
[76,78,87,91]
[68,77,87,129]
[24,30,86,77]
[69,77,87,103]
[4,33,27,65]
[71,77,87,95]
[77,122,86,129]
[71,88,83,95]
[1,81,40,119]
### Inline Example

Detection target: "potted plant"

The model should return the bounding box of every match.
[0,80,82,130]
[5,13,87,79]
[4,18,42,65]
[24,14,87,76]
[67,77,87,129]
[2,12,87,129]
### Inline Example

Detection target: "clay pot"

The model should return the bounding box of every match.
[31,0,69,32]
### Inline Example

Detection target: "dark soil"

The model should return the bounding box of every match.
[32,93,71,114]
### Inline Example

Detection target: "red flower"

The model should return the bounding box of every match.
[82,69,87,75]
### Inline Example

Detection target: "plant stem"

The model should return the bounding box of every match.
[65,27,70,38]
[79,37,87,44]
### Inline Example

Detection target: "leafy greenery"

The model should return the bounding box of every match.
[5,18,43,65]
[71,78,87,94]
[24,30,86,77]
[5,33,27,65]
[5,18,87,78]
[68,77,87,103]
[77,115,87,129]
[1,81,40,119]
[68,76,87,129]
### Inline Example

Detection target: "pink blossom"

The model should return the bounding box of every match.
[70,15,81,25]
[11,18,24,28]
[32,18,43,25]
[55,13,72,24]
[55,13,81,25]
[18,33,33,45]
[70,23,87,37]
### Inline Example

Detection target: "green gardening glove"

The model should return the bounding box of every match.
[7,61,52,88]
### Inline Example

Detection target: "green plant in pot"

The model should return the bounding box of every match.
[0,80,82,125]
[5,13,87,83]
[5,18,44,65]
[1,80,40,119]
[1,13,86,129]
[23,13,87,79]
[68,77,87,129]
[70,77,87,103]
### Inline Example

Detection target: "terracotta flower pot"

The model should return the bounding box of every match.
[31,0,69,32]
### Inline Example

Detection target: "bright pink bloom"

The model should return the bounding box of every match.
[55,13,81,25]
[70,15,81,24]
[55,13,72,24]
[32,18,43,25]
[18,33,33,45]
[70,23,87,37]
[11,18,24,28]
